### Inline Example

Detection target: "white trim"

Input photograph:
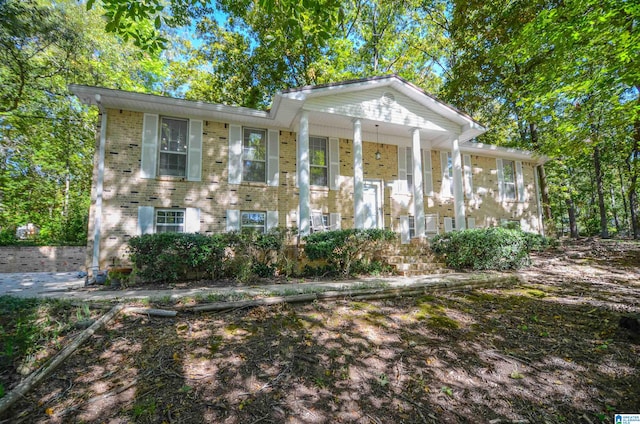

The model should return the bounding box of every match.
[412,129,425,237]
[137,206,155,235]
[444,217,454,233]
[140,113,158,179]
[267,130,280,186]
[298,111,310,236]
[266,210,279,230]
[92,110,108,272]
[397,146,409,194]
[496,158,504,202]
[330,212,341,230]
[185,207,201,233]
[228,125,242,184]
[422,149,433,197]
[187,120,202,182]
[400,215,410,244]
[463,154,473,199]
[452,137,466,230]
[353,118,364,229]
[226,209,240,232]
[516,160,525,202]
[329,137,340,190]
[440,151,452,198]
[425,213,438,234]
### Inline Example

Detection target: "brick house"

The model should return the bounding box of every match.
[71,75,545,275]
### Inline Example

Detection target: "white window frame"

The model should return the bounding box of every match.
[242,128,267,183]
[155,209,185,233]
[241,211,266,233]
[309,136,328,187]
[159,117,189,177]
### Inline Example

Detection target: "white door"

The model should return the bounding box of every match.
[363,180,383,229]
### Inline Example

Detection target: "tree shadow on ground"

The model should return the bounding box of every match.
[5,277,640,423]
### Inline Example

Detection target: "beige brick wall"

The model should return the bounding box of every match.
[0,246,86,273]
[89,108,543,269]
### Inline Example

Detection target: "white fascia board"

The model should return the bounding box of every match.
[461,142,547,163]
[70,85,273,124]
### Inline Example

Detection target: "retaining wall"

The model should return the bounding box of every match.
[0,246,87,273]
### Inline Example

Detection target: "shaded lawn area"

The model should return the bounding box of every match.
[2,239,639,423]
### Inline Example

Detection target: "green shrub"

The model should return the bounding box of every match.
[431,227,541,271]
[303,229,397,276]
[128,233,226,283]
[128,228,296,284]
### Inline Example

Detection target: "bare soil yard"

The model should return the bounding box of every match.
[3,239,640,423]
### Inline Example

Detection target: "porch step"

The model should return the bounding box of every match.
[382,239,448,277]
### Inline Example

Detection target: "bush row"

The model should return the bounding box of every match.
[127,228,399,284]
[128,228,297,284]
[430,227,556,270]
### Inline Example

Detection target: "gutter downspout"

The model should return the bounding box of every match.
[92,95,107,277]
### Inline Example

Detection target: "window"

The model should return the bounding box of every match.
[243,128,267,182]
[159,117,188,176]
[406,148,414,192]
[502,160,516,200]
[241,211,266,233]
[155,209,185,233]
[310,136,328,186]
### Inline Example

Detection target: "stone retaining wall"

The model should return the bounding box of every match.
[0,246,86,273]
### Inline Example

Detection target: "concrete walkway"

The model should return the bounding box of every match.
[0,271,518,302]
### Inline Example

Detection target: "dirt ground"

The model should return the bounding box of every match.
[3,238,640,423]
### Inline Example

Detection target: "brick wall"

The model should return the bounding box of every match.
[0,246,86,273]
[90,108,543,269]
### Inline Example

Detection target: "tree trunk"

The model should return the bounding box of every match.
[618,167,630,235]
[566,196,579,238]
[609,185,620,233]
[593,145,609,238]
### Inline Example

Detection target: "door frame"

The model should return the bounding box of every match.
[363,179,384,229]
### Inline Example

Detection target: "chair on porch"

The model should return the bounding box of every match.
[310,210,336,233]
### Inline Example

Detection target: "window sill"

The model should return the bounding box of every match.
[156,175,187,182]
[310,185,329,192]
[240,181,268,187]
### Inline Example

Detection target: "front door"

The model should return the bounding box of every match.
[363,179,383,229]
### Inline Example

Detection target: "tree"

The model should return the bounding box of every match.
[0,0,167,243]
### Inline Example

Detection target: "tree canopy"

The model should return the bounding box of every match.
[1,0,638,241]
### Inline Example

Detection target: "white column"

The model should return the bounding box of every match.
[451,135,466,229]
[298,111,310,236]
[411,128,425,238]
[353,118,364,229]
[92,107,107,274]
